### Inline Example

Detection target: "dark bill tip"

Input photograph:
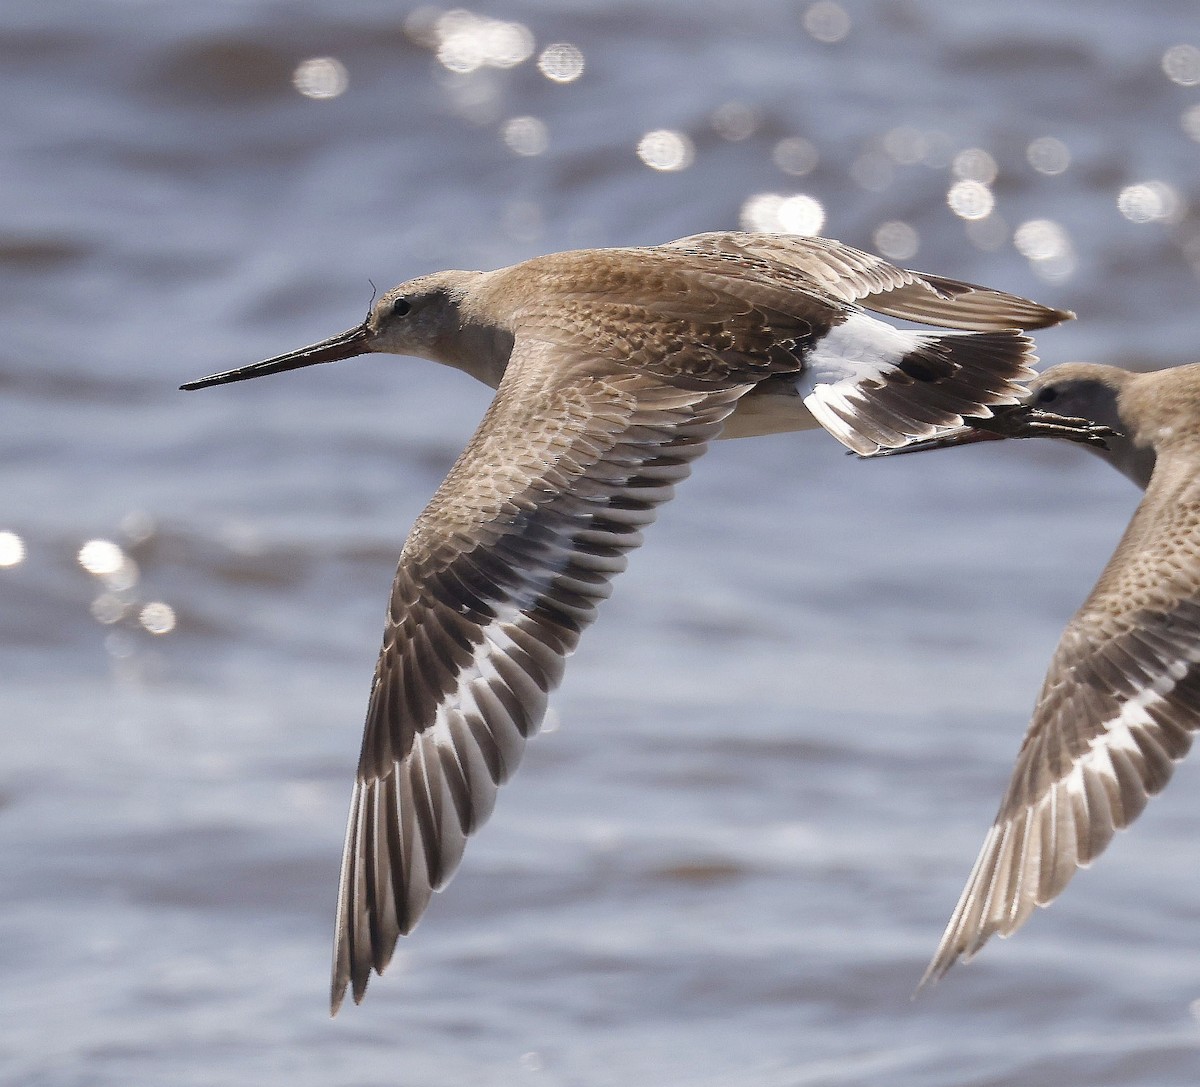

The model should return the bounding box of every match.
[180,323,371,391]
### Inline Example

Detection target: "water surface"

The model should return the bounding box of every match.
[5,3,1200,1084]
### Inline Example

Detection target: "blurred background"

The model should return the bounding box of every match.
[5,2,1200,1084]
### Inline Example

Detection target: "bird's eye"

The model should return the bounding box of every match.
[1036,386,1058,404]
[390,297,412,318]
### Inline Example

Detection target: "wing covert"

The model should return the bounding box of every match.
[664,231,1072,331]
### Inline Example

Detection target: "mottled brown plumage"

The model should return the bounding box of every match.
[181,231,1071,1011]
[917,362,1200,986]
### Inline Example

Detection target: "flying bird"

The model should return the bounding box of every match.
[882,361,1199,987]
[182,231,1079,1010]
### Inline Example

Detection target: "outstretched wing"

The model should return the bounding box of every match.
[923,460,1200,985]
[331,346,749,1011]
[664,231,1073,331]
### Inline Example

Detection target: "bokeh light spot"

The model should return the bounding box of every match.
[1118,181,1184,224]
[91,594,127,625]
[484,20,536,68]
[947,179,995,221]
[537,42,584,83]
[1014,218,1069,260]
[105,631,136,660]
[292,57,348,100]
[1162,44,1200,86]
[952,148,998,185]
[1026,136,1070,175]
[803,1,851,43]
[873,221,920,261]
[636,130,694,172]
[0,530,24,568]
[773,137,819,177]
[739,193,825,235]
[434,11,534,73]
[1014,218,1076,281]
[502,116,548,156]
[78,539,125,577]
[1182,104,1200,142]
[139,602,177,636]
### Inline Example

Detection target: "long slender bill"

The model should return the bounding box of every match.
[860,405,1117,459]
[180,323,371,391]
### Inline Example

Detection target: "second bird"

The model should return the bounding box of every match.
[883,361,1200,987]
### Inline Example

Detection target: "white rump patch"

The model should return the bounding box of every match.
[803,311,931,390]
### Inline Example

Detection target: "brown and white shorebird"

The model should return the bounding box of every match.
[181,231,1085,1011]
[882,361,1200,987]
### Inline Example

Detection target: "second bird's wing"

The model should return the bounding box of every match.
[923,458,1200,985]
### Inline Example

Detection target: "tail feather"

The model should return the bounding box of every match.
[803,315,1039,456]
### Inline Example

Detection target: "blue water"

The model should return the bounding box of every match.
[5,2,1200,1084]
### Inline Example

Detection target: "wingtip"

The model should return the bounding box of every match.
[329,974,369,1016]
[914,955,952,996]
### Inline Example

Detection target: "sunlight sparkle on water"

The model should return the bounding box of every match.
[636,130,694,172]
[90,594,127,625]
[1182,104,1200,142]
[1014,218,1076,281]
[952,148,998,185]
[1026,136,1070,176]
[1118,181,1184,224]
[78,538,139,592]
[1162,44,1200,86]
[433,11,535,73]
[0,530,24,567]
[803,1,851,44]
[773,137,818,177]
[292,57,348,100]
[502,116,548,156]
[873,221,919,261]
[947,179,994,221]
[739,193,825,235]
[78,539,125,577]
[537,43,584,83]
[139,602,177,636]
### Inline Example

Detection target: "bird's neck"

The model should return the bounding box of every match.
[431,320,515,389]
[1091,431,1157,490]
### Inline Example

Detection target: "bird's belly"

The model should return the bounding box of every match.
[720,380,820,440]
